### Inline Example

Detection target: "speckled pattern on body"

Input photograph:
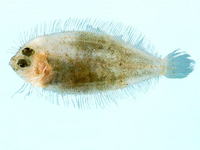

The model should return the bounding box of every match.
[9,19,195,96]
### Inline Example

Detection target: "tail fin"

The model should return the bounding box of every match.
[164,50,195,78]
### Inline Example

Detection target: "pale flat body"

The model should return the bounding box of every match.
[14,31,164,93]
[9,19,194,105]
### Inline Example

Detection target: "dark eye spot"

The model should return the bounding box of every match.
[17,59,30,68]
[22,47,35,56]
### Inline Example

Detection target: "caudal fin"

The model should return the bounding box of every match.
[164,50,195,78]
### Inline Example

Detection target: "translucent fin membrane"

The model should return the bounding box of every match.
[164,50,195,78]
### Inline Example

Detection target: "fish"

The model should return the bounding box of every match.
[9,19,195,106]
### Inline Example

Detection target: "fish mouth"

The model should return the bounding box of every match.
[9,56,14,66]
[9,56,17,71]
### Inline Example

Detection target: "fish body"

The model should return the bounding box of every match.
[9,19,195,96]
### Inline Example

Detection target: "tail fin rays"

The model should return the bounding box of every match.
[164,50,195,78]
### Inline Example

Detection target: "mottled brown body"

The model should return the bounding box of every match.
[40,32,164,93]
[10,31,165,93]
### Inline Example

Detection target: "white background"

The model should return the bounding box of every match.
[0,0,199,150]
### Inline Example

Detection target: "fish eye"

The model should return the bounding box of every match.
[22,47,35,56]
[17,59,30,68]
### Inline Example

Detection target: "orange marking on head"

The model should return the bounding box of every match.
[25,52,53,88]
